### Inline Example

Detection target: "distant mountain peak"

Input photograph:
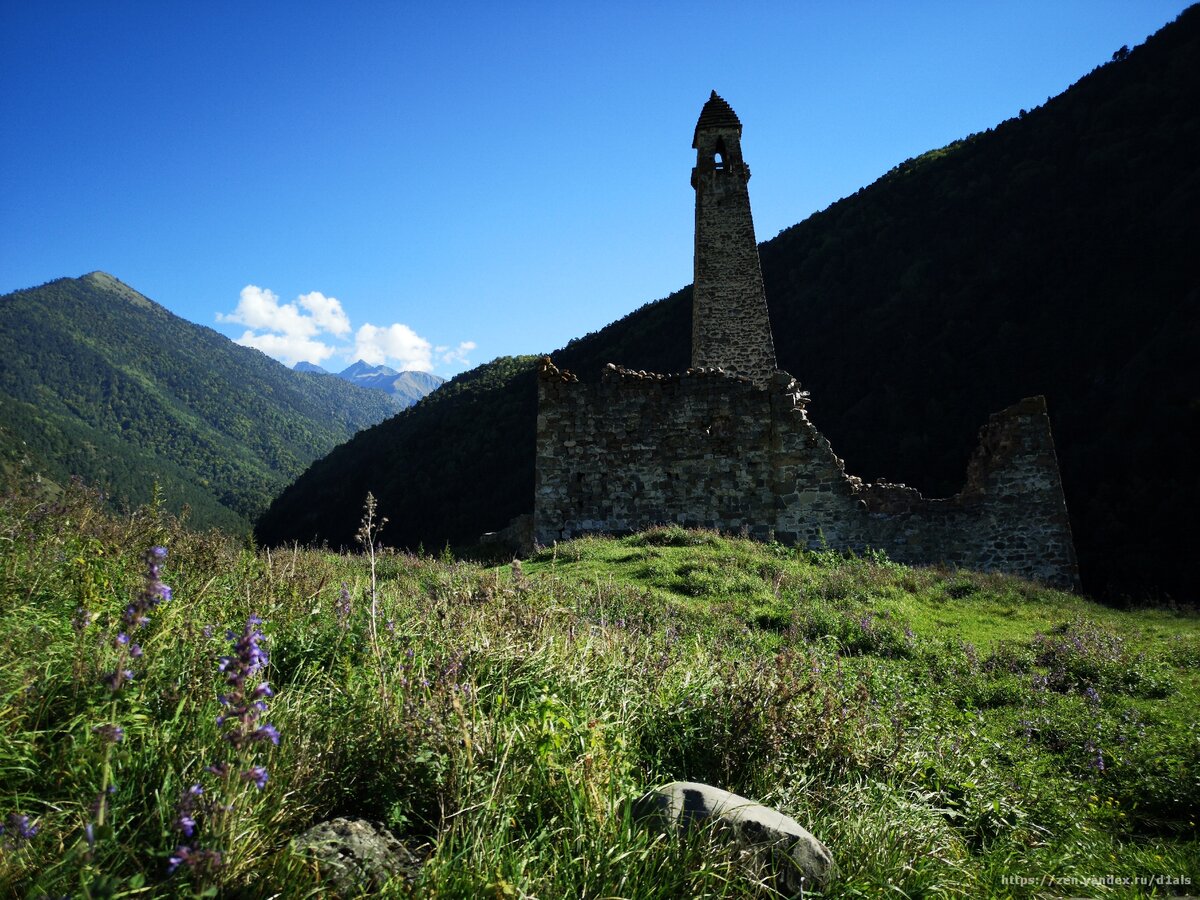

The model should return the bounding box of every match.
[340,359,399,378]
[293,361,330,374]
[330,360,443,406]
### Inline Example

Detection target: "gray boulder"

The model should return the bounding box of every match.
[632,781,834,894]
[291,817,422,895]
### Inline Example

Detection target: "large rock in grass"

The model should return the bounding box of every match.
[291,817,422,894]
[632,781,834,893]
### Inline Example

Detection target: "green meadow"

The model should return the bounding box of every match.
[2,482,1197,897]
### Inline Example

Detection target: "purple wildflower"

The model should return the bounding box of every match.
[0,813,38,847]
[93,724,124,743]
[252,723,280,746]
[168,844,222,876]
[215,615,276,750]
[126,547,171,630]
[336,583,352,626]
[1083,686,1101,707]
[1085,740,1106,772]
[102,546,171,691]
[73,607,95,633]
[173,784,203,837]
[210,613,278,813]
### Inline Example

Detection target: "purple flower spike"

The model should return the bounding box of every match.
[93,724,124,743]
[168,844,222,877]
[168,846,190,874]
[215,616,278,751]
[1,813,38,847]
[242,766,269,789]
[336,583,352,625]
[103,545,171,695]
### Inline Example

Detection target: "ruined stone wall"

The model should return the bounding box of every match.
[534,365,1080,589]
[535,366,780,542]
[854,397,1080,587]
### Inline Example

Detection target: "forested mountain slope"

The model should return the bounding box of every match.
[0,273,400,530]
[259,7,1199,601]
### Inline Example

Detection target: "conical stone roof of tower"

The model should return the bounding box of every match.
[693,91,742,147]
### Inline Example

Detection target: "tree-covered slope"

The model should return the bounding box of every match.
[0,273,401,529]
[258,7,1199,601]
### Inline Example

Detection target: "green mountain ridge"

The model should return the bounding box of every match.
[257,6,1200,603]
[0,273,402,530]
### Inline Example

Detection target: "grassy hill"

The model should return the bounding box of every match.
[2,481,1197,895]
[0,272,401,530]
[258,7,1200,603]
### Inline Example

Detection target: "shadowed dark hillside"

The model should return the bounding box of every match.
[258,7,1199,601]
[0,273,401,529]
[758,6,1200,601]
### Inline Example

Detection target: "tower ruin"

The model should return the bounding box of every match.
[531,93,1079,590]
[691,91,778,387]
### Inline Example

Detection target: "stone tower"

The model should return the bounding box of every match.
[691,91,778,386]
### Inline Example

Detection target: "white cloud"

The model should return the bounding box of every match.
[440,340,477,366]
[217,285,317,338]
[233,330,336,367]
[354,322,434,372]
[218,284,469,373]
[297,291,351,336]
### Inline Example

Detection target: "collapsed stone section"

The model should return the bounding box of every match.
[533,361,1079,589]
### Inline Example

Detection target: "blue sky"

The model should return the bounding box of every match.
[1,1,1189,376]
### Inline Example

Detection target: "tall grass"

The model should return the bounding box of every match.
[1,486,1197,897]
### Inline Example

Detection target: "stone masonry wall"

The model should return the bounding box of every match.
[534,361,1080,589]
